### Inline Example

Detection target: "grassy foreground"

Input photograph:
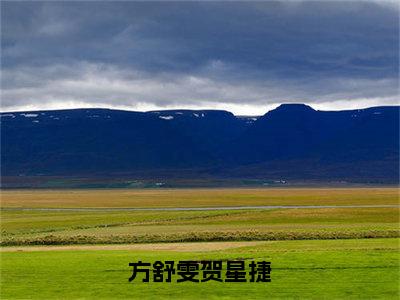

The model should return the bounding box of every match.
[1,187,399,299]
[1,239,399,299]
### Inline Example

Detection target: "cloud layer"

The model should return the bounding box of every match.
[1,1,399,115]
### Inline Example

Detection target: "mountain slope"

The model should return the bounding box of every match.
[1,105,398,183]
[2,109,206,174]
[228,104,399,164]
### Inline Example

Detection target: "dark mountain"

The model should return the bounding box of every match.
[148,110,251,154]
[228,104,399,164]
[227,104,325,162]
[1,109,227,175]
[1,104,398,184]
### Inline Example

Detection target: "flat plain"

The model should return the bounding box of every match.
[2,187,399,208]
[1,187,399,299]
[1,239,399,299]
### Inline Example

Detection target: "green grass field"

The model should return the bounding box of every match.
[1,239,399,299]
[1,188,399,299]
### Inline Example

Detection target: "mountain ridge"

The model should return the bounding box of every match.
[1,104,398,184]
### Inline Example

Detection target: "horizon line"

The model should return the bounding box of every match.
[1,103,399,116]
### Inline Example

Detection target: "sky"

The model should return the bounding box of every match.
[1,1,399,115]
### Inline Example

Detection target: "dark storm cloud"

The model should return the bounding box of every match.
[1,1,399,114]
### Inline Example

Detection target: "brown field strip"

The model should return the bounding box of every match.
[0,241,266,252]
[1,187,399,208]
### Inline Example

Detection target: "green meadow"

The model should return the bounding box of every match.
[1,239,399,299]
[1,188,399,299]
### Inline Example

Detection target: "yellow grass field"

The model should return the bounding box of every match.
[1,187,399,208]
[1,187,399,246]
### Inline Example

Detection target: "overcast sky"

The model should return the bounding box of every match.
[1,1,399,115]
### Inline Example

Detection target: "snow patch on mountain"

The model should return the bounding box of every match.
[159,115,174,120]
[21,113,38,117]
